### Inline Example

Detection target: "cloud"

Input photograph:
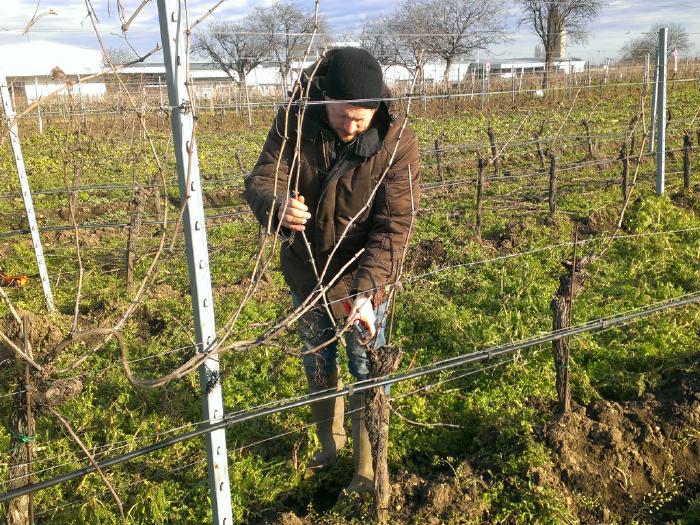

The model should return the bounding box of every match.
[1,0,698,63]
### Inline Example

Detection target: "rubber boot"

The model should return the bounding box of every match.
[346,393,374,492]
[305,368,347,477]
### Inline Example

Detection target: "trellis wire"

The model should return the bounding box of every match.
[2,287,699,504]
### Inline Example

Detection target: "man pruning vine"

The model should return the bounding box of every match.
[245,47,420,492]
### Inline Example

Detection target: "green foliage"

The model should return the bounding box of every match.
[1,80,699,524]
[483,479,576,525]
[672,495,700,525]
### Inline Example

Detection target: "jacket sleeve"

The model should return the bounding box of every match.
[351,126,421,303]
[244,107,294,233]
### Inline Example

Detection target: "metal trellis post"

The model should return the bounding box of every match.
[0,75,55,312]
[644,53,650,86]
[155,2,233,524]
[35,77,43,134]
[649,45,659,153]
[480,68,485,110]
[656,27,668,196]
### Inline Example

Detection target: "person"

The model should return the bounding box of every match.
[244,47,420,492]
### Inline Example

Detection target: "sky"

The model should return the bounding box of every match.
[1,0,699,66]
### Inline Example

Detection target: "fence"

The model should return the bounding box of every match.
[5,58,700,132]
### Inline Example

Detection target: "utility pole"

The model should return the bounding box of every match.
[156,2,233,524]
[656,27,668,196]
[0,75,55,312]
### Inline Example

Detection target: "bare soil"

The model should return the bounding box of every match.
[542,360,700,524]
[574,204,620,236]
[0,310,65,360]
[407,238,447,273]
[262,355,700,524]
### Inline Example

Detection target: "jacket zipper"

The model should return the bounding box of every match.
[314,141,362,261]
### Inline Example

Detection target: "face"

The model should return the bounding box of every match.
[325,99,377,143]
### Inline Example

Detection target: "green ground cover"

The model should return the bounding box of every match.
[0,81,699,523]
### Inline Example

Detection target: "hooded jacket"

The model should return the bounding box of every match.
[244,51,421,321]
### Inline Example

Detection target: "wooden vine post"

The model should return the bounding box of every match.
[550,230,589,414]
[218,82,226,124]
[365,346,403,524]
[475,155,485,241]
[434,136,444,183]
[6,316,36,525]
[628,116,638,165]
[23,316,35,525]
[581,119,597,162]
[548,153,558,219]
[666,108,676,161]
[534,121,546,171]
[486,126,499,176]
[683,131,692,191]
[619,142,629,202]
[126,187,145,291]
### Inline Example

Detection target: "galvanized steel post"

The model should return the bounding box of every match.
[656,27,668,196]
[649,46,659,153]
[155,2,233,523]
[0,75,54,312]
[644,53,650,87]
[34,77,43,134]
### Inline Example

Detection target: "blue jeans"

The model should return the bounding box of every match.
[292,292,387,381]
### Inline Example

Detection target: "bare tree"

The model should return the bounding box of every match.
[102,46,136,67]
[415,0,508,83]
[193,21,272,82]
[253,1,329,92]
[193,20,272,126]
[360,18,401,69]
[361,9,430,79]
[362,0,506,85]
[620,23,692,63]
[518,0,602,88]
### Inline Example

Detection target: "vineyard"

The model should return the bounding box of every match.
[1,3,700,525]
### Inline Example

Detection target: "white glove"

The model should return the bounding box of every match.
[348,295,376,339]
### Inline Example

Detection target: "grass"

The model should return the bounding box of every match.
[0,80,699,523]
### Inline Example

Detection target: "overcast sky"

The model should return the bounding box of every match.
[2,0,699,65]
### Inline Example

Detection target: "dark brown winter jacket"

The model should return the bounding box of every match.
[244,58,421,321]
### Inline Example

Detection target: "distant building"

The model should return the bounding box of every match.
[470,57,587,78]
[0,41,102,78]
[120,60,309,99]
[0,41,105,102]
[1,40,587,104]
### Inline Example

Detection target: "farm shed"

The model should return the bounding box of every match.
[0,40,105,102]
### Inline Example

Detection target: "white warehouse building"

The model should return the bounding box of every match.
[0,40,589,102]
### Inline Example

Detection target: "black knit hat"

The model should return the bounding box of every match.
[322,47,383,108]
